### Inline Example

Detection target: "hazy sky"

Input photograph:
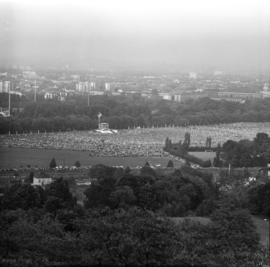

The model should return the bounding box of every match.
[0,0,270,72]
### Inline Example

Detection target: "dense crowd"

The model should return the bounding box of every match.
[0,122,269,157]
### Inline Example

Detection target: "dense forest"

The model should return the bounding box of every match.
[2,95,270,133]
[0,164,269,266]
[213,132,270,167]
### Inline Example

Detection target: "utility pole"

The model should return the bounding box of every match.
[34,80,37,102]
[8,82,11,116]
[88,93,90,107]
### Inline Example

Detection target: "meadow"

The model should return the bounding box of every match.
[1,122,270,168]
[0,147,182,169]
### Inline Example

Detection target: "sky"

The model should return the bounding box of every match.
[0,0,270,72]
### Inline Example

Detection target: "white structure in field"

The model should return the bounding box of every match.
[32,177,53,187]
[98,122,109,130]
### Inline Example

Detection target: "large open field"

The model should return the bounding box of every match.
[0,147,182,169]
[189,151,216,162]
[1,122,270,151]
[1,122,270,169]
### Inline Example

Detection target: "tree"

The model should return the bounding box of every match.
[167,160,174,168]
[205,136,212,148]
[74,160,81,168]
[183,132,191,149]
[25,171,34,184]
[45,178,75,208]
[49,157,57,169]
[144,161,150,167]
[125,166,131,174]
[1,184,45,210]
[109,186,137,208]
[45,196,62,213]
[140,165,157,178]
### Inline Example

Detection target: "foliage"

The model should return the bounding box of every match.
[74,160,81,168]
[167,159,174,168]
[164,137,212,167]
[0,163,269,266]
[221,133,270,167]
[49,158,57,169]
[84,165,216,216]
[4,96,270,134]
[247,182,270,216]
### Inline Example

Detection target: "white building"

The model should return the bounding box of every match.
[261,83,270,98]
[159,93,172,100]
[189,72,197,79]
[0,81,10,93]
[44,92,56,99]
[32,177,53,187]
[105,82,110,91]
[174,94,182,102]
[90,82,96,89]
[76,81,95,93]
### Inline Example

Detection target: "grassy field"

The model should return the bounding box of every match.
[0,147,182,169]
[189,151,216,161]
[2,122,270,150]
[169,216,211,225]
[2,122,270,169]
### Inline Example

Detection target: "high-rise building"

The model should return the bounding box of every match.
[0,81,3,93]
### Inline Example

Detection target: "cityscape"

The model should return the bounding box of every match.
[1,0,270,266]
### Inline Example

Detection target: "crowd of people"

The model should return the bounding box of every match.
[0,122,268,157]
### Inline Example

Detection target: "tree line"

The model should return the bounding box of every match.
[164,133,212,167]
[2,95,270,133]
[0,163,269,266]
[213,132,270,167]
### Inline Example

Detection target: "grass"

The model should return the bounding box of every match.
[0,147,182,169]
[169,216,211,225]
[189,151,216,161]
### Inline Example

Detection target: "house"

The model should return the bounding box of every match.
[32,177,53,188]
